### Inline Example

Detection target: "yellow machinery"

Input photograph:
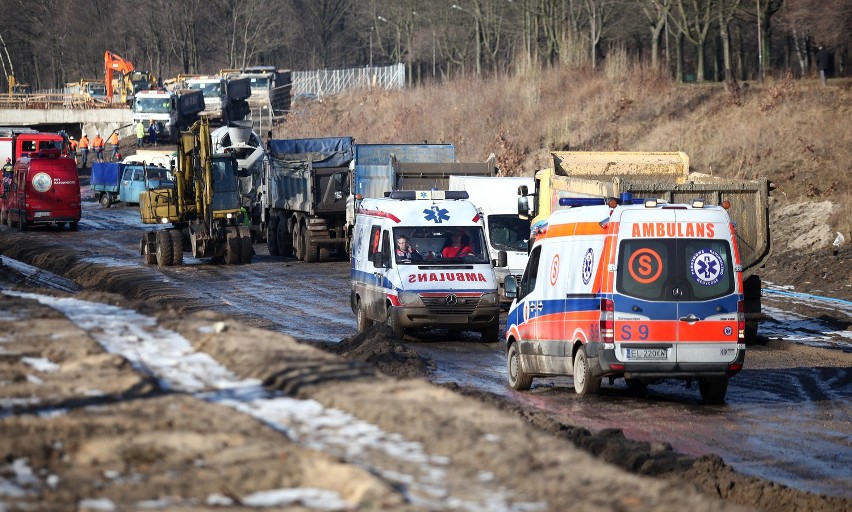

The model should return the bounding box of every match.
[139,118,252,266]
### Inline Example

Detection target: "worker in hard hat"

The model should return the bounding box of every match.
[78,133,90,168]
[108,130,120,161]
[68,136,78,165]
[92,132,105,162]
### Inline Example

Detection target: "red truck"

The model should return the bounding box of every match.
[1,148,80,231]
[0,128,68,164]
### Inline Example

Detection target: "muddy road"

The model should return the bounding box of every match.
[1,195,851,510]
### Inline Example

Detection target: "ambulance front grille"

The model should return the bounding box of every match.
[420,295,480,315]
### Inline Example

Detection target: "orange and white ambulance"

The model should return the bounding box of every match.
[504,195,745,403]
[351,190,501,341]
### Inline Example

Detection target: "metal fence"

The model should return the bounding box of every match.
[292,64,405,98]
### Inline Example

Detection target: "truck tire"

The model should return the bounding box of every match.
[224,227,240,265]
[743,275,762,344]
[141,234,156,265]
[155,230,174,267]
[293,225,306,261]
[18,214,27,232]
[573,345,601,396]
[99,193,111,209]
[267,216,280,256]
[305,239,319,263]
[168,229,184,266]
[277,217,293,257]
[318,247,331,262]
[238,226,253,264]
[68,221,78,231]
[507,342,532,390]
[698,376,728,404]
[0,208,6,225]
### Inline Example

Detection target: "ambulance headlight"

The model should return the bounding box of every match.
[399,292,424,306]
[480,292,498,306]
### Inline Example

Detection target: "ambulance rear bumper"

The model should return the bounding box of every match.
[392,305,501,331]
[596,346,745,378]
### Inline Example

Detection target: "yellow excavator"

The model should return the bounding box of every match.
[139,118,253,266]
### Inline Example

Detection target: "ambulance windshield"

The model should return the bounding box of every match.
[393,226,489,264]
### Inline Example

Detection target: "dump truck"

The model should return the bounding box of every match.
[345,145,498,252]
[184,75,251,125]
[132,88,205,143]
[518,151,772,342]
[139,118,252,266]
[261,137,353,262]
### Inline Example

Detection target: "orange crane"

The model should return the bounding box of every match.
[104,50,134,102]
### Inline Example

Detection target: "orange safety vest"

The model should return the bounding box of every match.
[109,132,119,145]
[92,136,105,148]
[69,139,78,151]
[78,136,89,149]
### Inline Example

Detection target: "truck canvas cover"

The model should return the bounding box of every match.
[91,162,122,190]
[268,137,354,168]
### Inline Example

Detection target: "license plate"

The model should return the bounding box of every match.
[625,348,667,360]
[33,211,51,218]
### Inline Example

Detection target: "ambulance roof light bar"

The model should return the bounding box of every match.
[386,190,469,201]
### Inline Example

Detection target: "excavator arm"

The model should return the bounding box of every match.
[104,50,135,101]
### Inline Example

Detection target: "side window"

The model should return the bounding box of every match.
[368,225,382,259]
[518,246,542,300]
[21,141,36,153]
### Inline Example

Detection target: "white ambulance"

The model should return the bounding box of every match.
[504,195,746,404]
[351,190,501,341]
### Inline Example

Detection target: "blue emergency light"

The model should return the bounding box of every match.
[557,192,644,208]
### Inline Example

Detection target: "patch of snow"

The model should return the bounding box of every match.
[78,498,116,511]
[22,357,60,373]
[241,488,349,509]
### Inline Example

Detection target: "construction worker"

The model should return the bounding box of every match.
[92,132,105,162]
[78,133,90,168]
[108,130,120,161]
[135,120,145,148]
[68,136,78,165]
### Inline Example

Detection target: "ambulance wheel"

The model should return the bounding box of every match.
[507,342,532,391]
[168,229,184,266]
[155,230,174,267]
[386,307,404,339]
[573,345,601,396]
[238,226,253,264]
[99,193,111,209]
[224,227,240,265]
[480,320,500,343]
[266,216,280,256]
[356,300,372,333]
[698,377,728,405]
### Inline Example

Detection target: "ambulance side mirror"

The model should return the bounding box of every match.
[503,276,518,299]
[495,250,507,268]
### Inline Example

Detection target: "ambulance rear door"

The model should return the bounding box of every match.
[613,207,739,365]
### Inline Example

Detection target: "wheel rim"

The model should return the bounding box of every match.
[508,348,519,384]
[575,354,586,391]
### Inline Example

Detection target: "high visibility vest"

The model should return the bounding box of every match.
[109,133,119,145]
[79,136,89,149]
[93,136,105,148]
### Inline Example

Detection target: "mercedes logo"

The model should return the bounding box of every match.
[445,294,458,305]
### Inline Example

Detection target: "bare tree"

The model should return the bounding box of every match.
[581,0,622,68]
[717,0,743,83]
[639,0,673,71]
[672,0,715,81]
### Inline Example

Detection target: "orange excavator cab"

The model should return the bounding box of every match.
[104,50,135,102]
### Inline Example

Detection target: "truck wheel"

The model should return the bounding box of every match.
[18,214,27,232]
[141,234,156,265]
[573,345,601,396]
[277,218,293,257]
[99,193,111,209]
[168,229,184,266]
[267,216,280,256]
[318,247,331,262]
[293,226,306,261]
[305,240,319,263]
[155,230,174,267]
[480,319,500,343]
[0,208,5,225]
[238,226,253,264]
[507,342,532,390]
[68,221,79,231]
[224,227,240,265]
[356,299,373,333]
[698,377,728,404]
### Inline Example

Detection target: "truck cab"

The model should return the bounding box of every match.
[4,149,80,231]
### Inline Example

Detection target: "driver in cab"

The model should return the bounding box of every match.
[395,234,422,263]
[442,230,473,259]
